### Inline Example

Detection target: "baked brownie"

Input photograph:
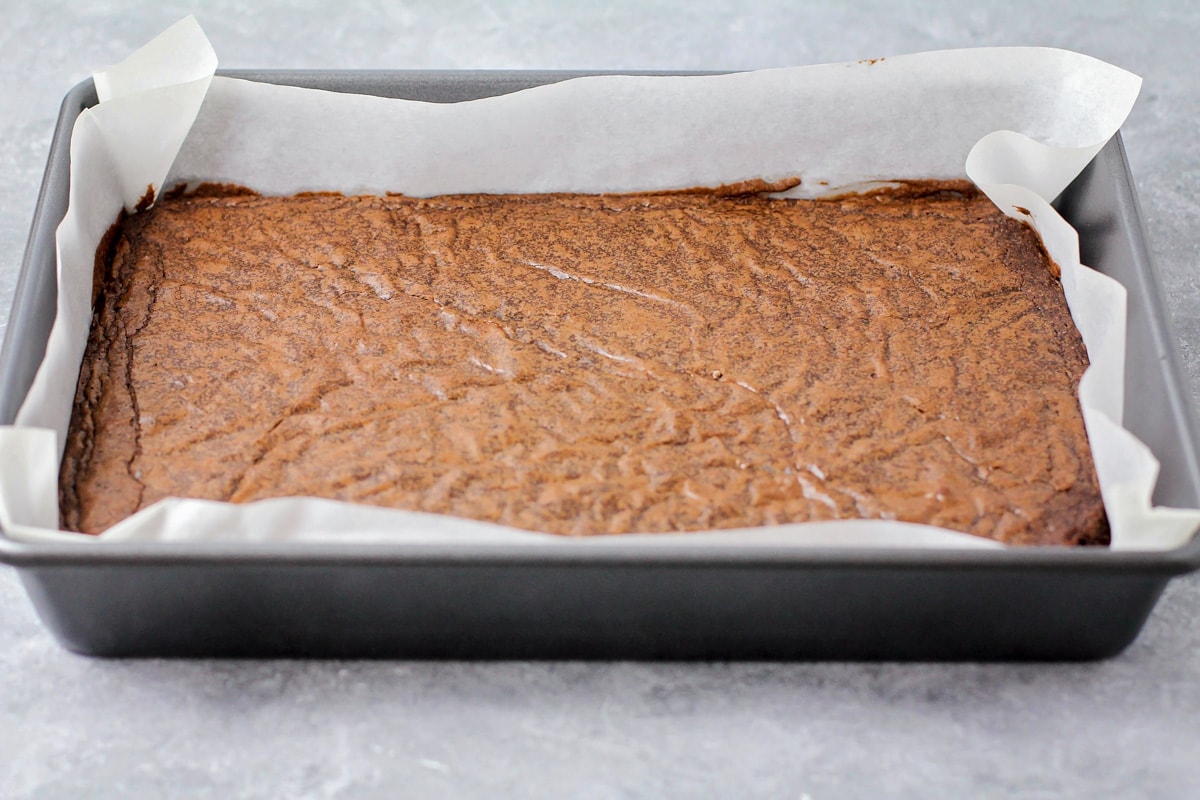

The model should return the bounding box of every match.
[60,183,1108,545]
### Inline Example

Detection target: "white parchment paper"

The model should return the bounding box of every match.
[3,16,1197,549]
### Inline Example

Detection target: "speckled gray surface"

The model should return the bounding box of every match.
[2,2,1200,797]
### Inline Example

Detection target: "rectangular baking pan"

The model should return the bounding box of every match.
[2,71,1199,660]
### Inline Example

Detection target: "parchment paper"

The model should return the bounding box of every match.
[3,16,1197,549]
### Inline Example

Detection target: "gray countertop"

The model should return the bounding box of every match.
[2,2,1199,797]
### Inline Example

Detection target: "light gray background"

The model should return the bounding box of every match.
[2,2,1198,797]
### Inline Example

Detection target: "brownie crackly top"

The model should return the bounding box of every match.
[60,183,1107,545]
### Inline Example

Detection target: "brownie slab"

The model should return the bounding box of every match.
[60,184,1107,545]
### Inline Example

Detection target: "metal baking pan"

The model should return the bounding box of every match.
[2,71,1199,660]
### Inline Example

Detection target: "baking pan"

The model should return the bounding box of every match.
[1,71,1199,660]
